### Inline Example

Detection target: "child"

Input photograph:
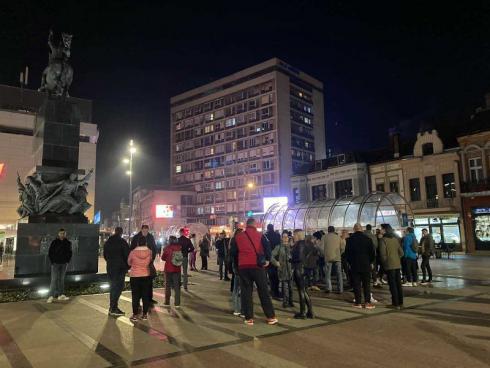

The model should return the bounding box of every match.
[271,230,294,308]
[128,236,152,322]
[162,236,183,308]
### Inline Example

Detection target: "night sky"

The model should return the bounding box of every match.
[2,1,490,219]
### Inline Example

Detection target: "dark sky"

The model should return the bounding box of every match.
[2,1,490,219]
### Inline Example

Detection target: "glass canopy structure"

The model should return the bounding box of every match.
[262,192,413,233]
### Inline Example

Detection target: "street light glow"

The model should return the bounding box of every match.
[126,170,132,175]
[123,158,129,164]
[129,147,136,154]
[247,182,255,189]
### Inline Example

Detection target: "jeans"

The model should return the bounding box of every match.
[404,258,418,283]
[165,272,181,306]
[239,268,275,320]
[386,269,403,306]
[218,256,228,279]
[182,257,189,289]
[232,272,241,313]
[130,276,151,314]
[325,261,343,293]
[281,280,293,307]
[49,263,68,298]
[351,271,371,305]
[107,267,126,311]
[421,255,432,281]
[293,267,312,316]
[304,268,315,288]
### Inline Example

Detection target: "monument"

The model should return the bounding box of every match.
[15,30,99,277]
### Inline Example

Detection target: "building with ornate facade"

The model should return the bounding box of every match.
[170,58,326,226]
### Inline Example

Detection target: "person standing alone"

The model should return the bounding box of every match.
[323,226,345,294]
[379,223,404,309]
[162,236,183,308]
[344,224,375,309]
[128,236,152,321]
[419,228,434,285]
[103,227,130,316]
[402,227,419,287]
[131,225,157,304]
[47,229,72,303]
[199,234,210,270]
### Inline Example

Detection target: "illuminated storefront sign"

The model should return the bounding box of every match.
[156,205,174,218]
[263,196,288,213]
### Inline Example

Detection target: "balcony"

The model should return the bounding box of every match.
[461,178,490,193]
[410,197,458,210]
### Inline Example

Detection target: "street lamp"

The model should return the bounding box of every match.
[123,139,136,238]
[244,181,255,220]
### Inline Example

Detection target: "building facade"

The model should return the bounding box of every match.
[291,153,369,203]
[369,130,464,251]
[458,104,490,252]
[170,58,326,226]
[0,85,98,251]
[131,186,196,239]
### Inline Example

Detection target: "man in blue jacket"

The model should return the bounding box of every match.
[402,227,418,287]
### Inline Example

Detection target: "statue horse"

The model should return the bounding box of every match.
[39,60,73,97]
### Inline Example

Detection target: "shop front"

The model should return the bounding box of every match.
[461,196,490,253]
[413,215,463,251]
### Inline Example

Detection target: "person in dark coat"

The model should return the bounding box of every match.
[291,229,314,319]
[178,228,194,291]
[131,225,157,304]
[215,231,231,281]
[47,228,73,303]
[199,234,210,270]
[265,224,281,298]
[344,223,376,309]
[103,227,130,316]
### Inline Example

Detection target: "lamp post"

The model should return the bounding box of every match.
[244,181,255,220]
[123,140,136,238]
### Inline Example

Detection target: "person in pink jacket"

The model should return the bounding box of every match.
[128,236,152,322]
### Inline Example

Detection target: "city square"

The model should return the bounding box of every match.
[1,2,490,367]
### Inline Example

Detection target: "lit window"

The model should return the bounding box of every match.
[225,118,236,127]
[175,165,182,173]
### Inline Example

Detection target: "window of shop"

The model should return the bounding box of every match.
[413,216,461,251]
[442,173,456,198]
[409,178,421,201]
[472,208,490,250]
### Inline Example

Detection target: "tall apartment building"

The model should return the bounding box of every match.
[170,58,326,226]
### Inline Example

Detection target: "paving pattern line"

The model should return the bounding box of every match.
[0,320,34,368]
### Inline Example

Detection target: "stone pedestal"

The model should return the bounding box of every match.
[15,223,99,277]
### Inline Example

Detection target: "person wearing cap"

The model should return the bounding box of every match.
[103,227,130,316]
[178,227,194,291]
[47,228,72,303]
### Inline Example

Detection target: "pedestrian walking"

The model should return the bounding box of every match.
[231,218,278,326]
[323,226,345,294]
[379,223,404,309]
[270,230,294,308]
[128,236,153,322]
[419,228,435,284]
[344,224,375,309]
[47,229,72,303]
[199,234,210,270]
[162,236,183,308]
[178,228,194,291]
[402,227,419,287]
[103,227,130,316]
[131,225,158,304]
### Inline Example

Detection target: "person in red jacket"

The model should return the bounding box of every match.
[127,236,152,322]
[230,218,277,326]
[162,236,183,308]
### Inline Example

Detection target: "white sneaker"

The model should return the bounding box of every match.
[46,296,54,303]
[380,279,388,285]
[58,295,70,301]
[370,294,378,303]
[402,282,412,287]
[412,282,417,287]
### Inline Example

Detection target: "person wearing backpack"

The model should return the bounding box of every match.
[162,236,183,308]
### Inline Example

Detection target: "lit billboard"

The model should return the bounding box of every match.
[263,196,288,213]
[93,211,101,224]
[156,204,174,218]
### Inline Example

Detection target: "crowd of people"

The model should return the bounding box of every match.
[44,220,437,325]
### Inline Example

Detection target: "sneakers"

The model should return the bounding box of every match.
[402,282,412,287]
[266,317,278,325]
[129,315,138,322]
[244,319,254,326]
[174,305,181,309]
[58,295,69,301]
[380,279,388,285]
[46,296,54,304]
[233,312,241,316]
[109,308,125,316]
[364,303,376,310]
[310,285,321,291]
[412,282,417,287]
[352,304,363,309]
[141,314,148,320]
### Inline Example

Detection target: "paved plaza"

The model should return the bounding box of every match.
[0,256,489,368]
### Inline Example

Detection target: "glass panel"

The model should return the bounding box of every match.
[272,204,288,231]
[359,203,378,226]
[442,217,458,224]
[318,205,332,229]
[430,226,442,244]
[430,217,441,224]
[414,218,429,225]
[443,224,460,244]
[344,202,360,228]
[305,205,321,233]
[330,205,348,228]
[294,207,308,230]
[283,208,298,230]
